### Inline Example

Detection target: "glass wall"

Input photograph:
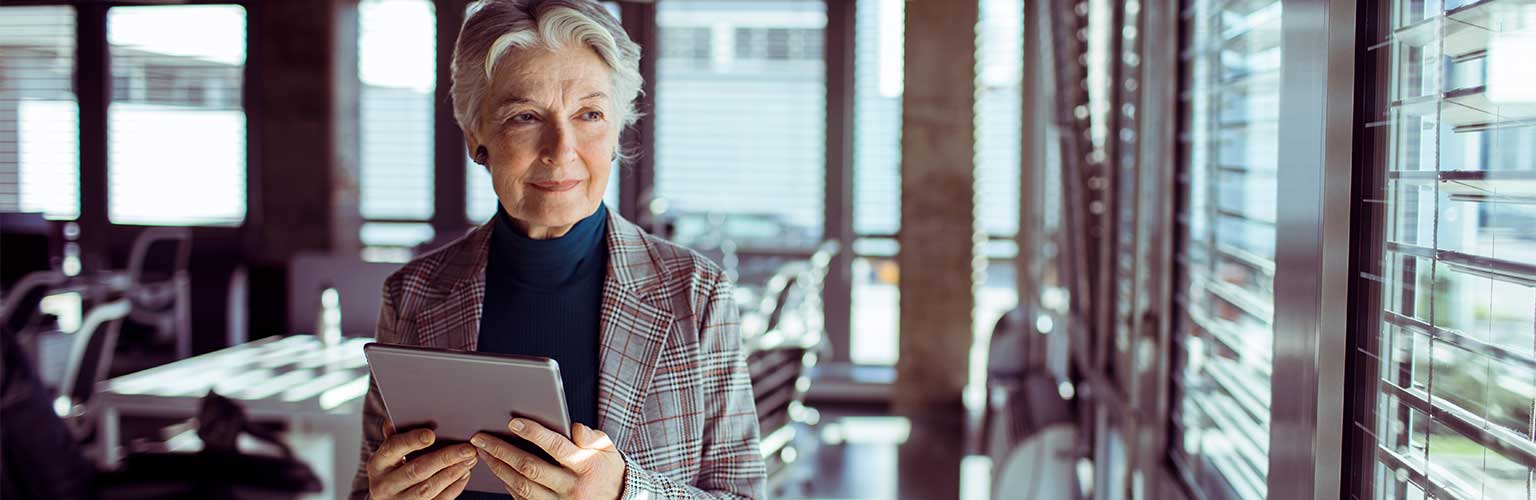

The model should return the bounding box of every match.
[1171,0,1283,497]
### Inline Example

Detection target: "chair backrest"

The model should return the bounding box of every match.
[127,227,192,287]
[286,253,401,337]
[987,306,1035,379]
[763,272,800,334]
[58,299,131,421]
[0,270,66,336]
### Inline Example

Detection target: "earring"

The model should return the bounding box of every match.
[474,146,489,165]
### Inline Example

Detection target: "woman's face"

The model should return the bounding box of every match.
[469,45,618,236]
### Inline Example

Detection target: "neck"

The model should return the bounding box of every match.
[488,203,609,290]
[507,217,576,240]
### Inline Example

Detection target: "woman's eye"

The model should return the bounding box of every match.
[581,110,604,121]
[510,112,537,124]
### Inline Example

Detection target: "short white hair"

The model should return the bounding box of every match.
[451,0,642,134]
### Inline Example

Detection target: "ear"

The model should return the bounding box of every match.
[463,128,481,159]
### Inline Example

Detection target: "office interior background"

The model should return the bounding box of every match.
[1,0,1535,498]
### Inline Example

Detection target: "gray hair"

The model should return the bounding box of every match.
[451,0,643,134]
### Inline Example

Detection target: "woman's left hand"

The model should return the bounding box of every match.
[471,419,625,500]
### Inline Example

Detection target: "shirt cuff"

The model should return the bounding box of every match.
[619,451,658,500]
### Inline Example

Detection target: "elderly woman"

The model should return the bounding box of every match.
[348,1,765,499]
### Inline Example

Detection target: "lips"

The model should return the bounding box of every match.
[530,180,581,192]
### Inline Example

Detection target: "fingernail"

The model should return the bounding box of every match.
[461,446,476,458]
[471,435,485,447]
[510,419,525,431]
[419,431,432,445]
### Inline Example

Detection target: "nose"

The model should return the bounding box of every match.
[540,120,577,166]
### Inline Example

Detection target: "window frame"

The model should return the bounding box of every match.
[1160,0,1357,498]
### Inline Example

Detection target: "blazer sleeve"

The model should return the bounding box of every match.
[349,284,398,500]
[618,273,767,500]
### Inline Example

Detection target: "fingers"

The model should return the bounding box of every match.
[470,433,576,493]
[377,444,477,498]
[369,429,435,477]
[382,419,396,439]
[572,423,616,450]
[408,456,475,500]
[480,448,560,500]
[432,472,471,500]
[507,418,582,468]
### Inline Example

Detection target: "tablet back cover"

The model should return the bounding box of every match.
[364,342,571,494]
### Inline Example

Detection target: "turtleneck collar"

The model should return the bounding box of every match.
[488,203,609,291]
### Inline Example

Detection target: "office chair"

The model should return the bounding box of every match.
[744,242,840,485]
[123,228,193,359]
[984,306,1078,499]
[0,270,67,339]
[55,299,132,441]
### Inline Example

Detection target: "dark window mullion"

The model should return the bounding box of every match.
[430,0,467,243]
[76,3,109,270]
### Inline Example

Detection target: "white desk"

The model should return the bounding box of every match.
[96,335,371,500]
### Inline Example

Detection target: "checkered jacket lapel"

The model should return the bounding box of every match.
[407,221,490,351]
[592,213,676,451]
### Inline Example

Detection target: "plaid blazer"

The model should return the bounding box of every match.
[349,207,766,499]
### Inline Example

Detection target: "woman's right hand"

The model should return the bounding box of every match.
[366,421,478,499]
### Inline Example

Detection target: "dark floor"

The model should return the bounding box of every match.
[771,404,996,500]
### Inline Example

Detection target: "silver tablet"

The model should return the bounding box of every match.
[363,342,572,494]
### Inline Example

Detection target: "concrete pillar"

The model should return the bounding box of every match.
[246,0,361,264]
[895,0,979,415]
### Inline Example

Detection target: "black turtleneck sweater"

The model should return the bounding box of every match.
[477,203,607,438]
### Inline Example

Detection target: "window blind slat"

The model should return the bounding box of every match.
[1382,381,1536,471]
[1384,310,1536,372]
[1375,445,1469,500]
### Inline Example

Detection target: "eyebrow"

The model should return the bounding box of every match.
[494,92,608,108]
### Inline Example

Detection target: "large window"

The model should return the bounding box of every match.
[107,5,247,226]
[651,0,826,250]
[359,0,436,249]
[849,0,902,365]
[0,6,78,221]
[1357,1,1536,498]
[1171,0,1282,497]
